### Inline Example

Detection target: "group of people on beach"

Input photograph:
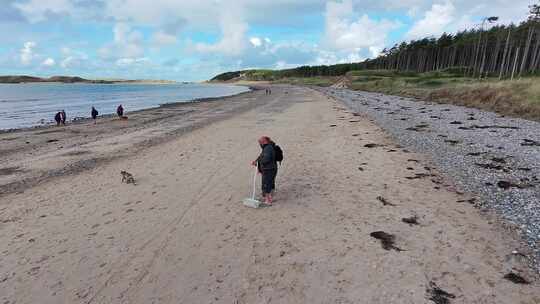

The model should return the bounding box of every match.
[54,104,125,126]
[52,95,280,207]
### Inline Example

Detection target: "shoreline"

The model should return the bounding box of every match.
[0,85,264,197]
[0,85,255,134]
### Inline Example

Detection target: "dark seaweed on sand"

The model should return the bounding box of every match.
[503,273,530,284]
[521,138,540,146]
[426,281,456,304]
[402,216,419,225]
[370,231,403,251]
[376,196,395,206]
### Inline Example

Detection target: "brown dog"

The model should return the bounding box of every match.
[121,170,136,185]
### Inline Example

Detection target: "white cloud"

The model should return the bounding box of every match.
[116,57,149,66]
[313,49,367,65]
[60,56,74,68]
[41,57,55,67]
[324,0,400,53]
[61,47,72,56]
[250,37,262,47]
[103,0,226,28]
[13,0,74,23]
[99,23,145,60]
[406,1,455,39]
[20,41,36,65]
[195,10,248,56]
[216,37,319,69]
[274,60,297,69]
[151,31,178,46]
[369,46,382,58]
[59,48,88,68]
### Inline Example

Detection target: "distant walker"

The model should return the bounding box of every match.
[54,110,66,126]
[117,104,125,119]
[91,106,99,124]
[54,111,62,126]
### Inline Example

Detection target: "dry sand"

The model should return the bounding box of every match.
[0,85,538,303]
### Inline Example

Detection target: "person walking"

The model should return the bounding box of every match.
[60,110,66,125]
[251,136,279,205]
[116,104,124,118]
[91,106,99,124]
[54,111,62,126]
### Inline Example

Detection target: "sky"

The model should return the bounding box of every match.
[0,0,535,81]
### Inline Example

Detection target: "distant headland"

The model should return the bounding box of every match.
[0,75,176,84]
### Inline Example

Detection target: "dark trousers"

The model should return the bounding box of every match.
[261,168,277,195]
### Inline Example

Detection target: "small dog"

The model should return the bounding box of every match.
[121,170,136,185]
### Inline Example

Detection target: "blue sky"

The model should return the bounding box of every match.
[0,0,535,81]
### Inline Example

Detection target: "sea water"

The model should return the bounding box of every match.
[0,83,250,130]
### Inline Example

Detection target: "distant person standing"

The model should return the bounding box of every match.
[60,110,66,125]
[54,111,62,126]
[91,106,99,124]
[116,104,124,118]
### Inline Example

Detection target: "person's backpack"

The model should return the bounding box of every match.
[274,145,284,163]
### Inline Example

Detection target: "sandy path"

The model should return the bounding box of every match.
[0,86,538,303]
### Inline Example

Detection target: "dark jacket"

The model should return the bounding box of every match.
[54,112,61,122]
[117,105,124,117]
[91,107,98,118]
[257,143,277,171]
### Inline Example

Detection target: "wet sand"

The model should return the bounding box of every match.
[0,88,259,196]
[0,85,538,303]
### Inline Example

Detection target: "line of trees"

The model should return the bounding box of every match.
[211,2,540,82]
[367,2,540,79]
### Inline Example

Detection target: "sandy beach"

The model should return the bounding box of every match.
[0,85,538,303]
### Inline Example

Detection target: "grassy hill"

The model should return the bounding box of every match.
[0,75,176,84]
[0,75,115,84]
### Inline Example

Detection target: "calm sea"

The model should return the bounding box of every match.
[0,83,250,130]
